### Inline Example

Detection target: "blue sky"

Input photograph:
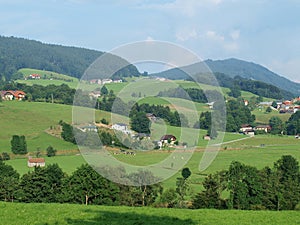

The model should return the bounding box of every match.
[0,0,299,82]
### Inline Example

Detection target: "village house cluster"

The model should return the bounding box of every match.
[277,97,300,114]
[89,79,122,84]
[240,124,272,137]
[0,90,26,101]
[260,96,300,114]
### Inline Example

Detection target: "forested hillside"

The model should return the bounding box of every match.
[205,58,300,95]
[154,70,294,99]
[0,36,140,80]
[154,58,300,98]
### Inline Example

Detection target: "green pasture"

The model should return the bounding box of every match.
[1,202,300,225]
[6,134,300,192]
[6,154,85,175]
[0,101,77,152]
[17,68,99,91]
[252,107,291,124]
[18,68,78,81]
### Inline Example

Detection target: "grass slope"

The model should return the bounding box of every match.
[16,68,99,91]
[0,101,76,153]
[0,202,299,225]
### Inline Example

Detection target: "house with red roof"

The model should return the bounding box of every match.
[28,74,41,79]
[27,158,45,167]
[0,90,26,101]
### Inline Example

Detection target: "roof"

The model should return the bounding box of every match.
[28,158,45,163]
[241,124,252,128]
[256,125,271,128]
[160,134,176,141]
[1,90,26,97]
[114,123,128,127]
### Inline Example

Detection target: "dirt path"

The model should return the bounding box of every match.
[212,136,253,146]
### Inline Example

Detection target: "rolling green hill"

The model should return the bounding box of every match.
[16,68,79,89]
[0,101,116,154]
[1,202,299,225]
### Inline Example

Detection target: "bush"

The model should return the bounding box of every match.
[2,152,10,161]
[46,146,57,157]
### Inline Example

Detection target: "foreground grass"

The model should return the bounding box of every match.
[0,202,299,225]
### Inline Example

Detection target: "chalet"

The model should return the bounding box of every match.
[146,113,158,122]
[89,79,101,84]
[112,123,132,135]
[293,97,300,103]
[27,158,45,167]
[1,91,14,100]
[89,91,101,99]
[28,74,41,79]
[155,77,166,81]
[240,124,253,133]
[255,125,271,133]
[102,79,113,84]
[206,102,214,109]
[160,134,176,143]
[1,90,26,101]
[203,135,211,141]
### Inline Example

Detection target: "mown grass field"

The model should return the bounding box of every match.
[252,107,291,124]
[16,68,99,91]
[0,101,76,153]
[0,202,299,225]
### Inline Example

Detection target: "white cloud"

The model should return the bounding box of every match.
[230,30,240,40]
[176,28,197,41]
[137,0,223,17]
[223,42,239,52]
[205,30,224,41]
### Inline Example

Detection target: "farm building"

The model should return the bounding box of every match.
[255,125,271,133]
[111,123,132,135]
[160,134,177,143]
[27,158,45,167]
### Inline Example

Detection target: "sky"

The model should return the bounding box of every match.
[0,0,299,82]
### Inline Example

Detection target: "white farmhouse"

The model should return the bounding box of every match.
[112,123,132,135]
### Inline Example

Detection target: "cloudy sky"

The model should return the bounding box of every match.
[0,0,299,82]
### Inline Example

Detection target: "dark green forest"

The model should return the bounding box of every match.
[0,36,140,81]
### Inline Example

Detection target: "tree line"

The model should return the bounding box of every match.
[194,99,255,135]
[0,155,299,210]
[192,155,300,210]
[157,87,208,103]
[185,72,294,100]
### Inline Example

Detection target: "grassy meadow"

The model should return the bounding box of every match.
[16,68,99,91]
[252,107,291,124]
[0,202,299,225]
